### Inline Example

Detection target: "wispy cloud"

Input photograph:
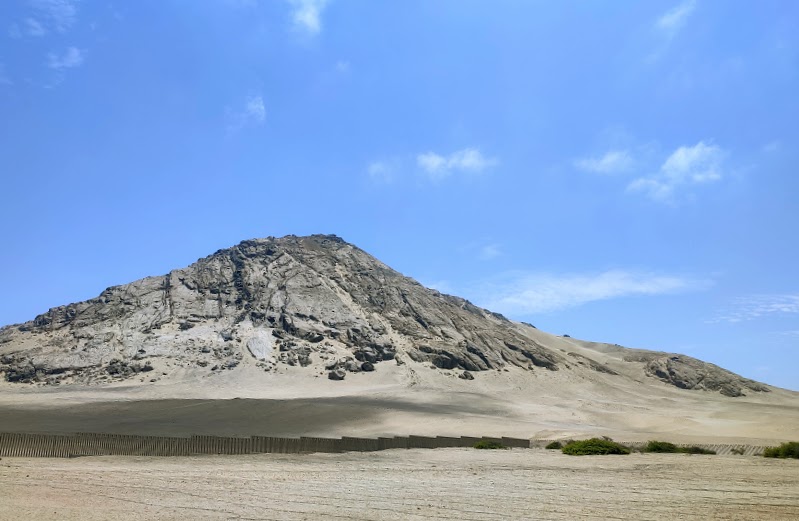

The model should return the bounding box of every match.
[288,0,328,35]
[574,150,633,174]
[367,160,395,183]
[656,0,696,38]
[25,17,47,36]
[712,295,799,323]
[226,95,266,132]
[628,141,725,201]
[245,95,266,122]
[30,0,78,33]
[47,47,85,69]
[473,270,706,315]
[762,141,781,154]
[479,244,502,261]
[417,148,497,180]
[648,0,696,62]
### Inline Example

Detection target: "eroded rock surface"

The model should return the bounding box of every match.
[625,353,770,397]
[0,235,561,385]
[0,234,773,397]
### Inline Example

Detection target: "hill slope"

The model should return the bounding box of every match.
[1,234,796,443]
[0,234,769,397]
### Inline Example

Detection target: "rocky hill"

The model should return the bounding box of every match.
[0,234,771,398]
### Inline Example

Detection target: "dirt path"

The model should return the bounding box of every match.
[1,449,797,520]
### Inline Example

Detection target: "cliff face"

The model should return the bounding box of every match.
[0,234,771,397]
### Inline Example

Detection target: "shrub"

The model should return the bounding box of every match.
[545,441,562,450]
[643,440,680,453]
[680,446,716,455]
[731,447,745,455]
[763,441,799,459]
[474,440,505,450]
[562,438,630,455]
[643,441,715,455]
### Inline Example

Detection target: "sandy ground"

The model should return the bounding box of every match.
[0,448,797,521]
[1,362,798,444]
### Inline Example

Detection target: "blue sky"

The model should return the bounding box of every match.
[1,1,797,390]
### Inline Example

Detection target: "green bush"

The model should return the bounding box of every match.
[562,438,630,455]
[643,441,715,455]
[545,441,562,450]
[763,441,799,459]
[680,446,716,455]
[643,440,680,453]
[473,440,505,450]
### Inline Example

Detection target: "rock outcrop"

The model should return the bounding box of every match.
[0,234,772,397]
[626,353,770,397]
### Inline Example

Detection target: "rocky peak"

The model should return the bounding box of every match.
[0,234,561,386]
[0,235,773,398]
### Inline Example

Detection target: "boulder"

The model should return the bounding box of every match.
[328,369,346,381]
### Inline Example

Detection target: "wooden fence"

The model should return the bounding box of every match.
[0,432,531,458]
[0,433,768,458]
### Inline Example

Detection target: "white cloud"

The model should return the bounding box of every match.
[335,60,350,73]
[289,0,328,34]
[574,150,633,174]
[30,0,78,33]
[473,270,705,315]
[245,95,266,123]
[367,161,394,183]
[417,148,497,180]
[479,244,501,261]
[661,141,723,182]
[712,295,799,323]
[366,160,397,183]
[656,0,696,37]
[417,152,447,174]
[25,17,47,36]
[226,95,266,132]
[47,47,85,69]
[628,141,724,201]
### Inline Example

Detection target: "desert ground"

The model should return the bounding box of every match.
[2,342,798,520]
[1,362,798,445]
[1,448,797,521]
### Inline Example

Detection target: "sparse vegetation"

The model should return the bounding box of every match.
[681,446,716,455]
[545,441,562,450]
[643,440,680,453]
[561,438,630,455]
[763,441,799,459]
[474,440,505,450]
[642,440,715,455]
[731,447,745,455]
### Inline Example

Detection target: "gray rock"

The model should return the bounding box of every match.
[0,234,772,397]
[328,369,346,381]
